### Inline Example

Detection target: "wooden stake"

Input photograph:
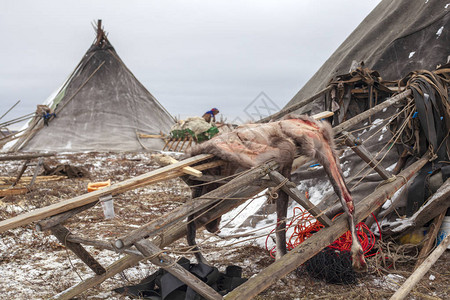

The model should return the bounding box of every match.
[50,224,106,275]
[414,210,447,270]
[11,160,29,187]
[389,234,450,300]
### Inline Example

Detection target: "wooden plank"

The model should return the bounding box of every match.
[12,159,29,187]
[115,161,278,249]
[390,234,450,300]
[342,131,392,180]
[28,157,44,189]
[134,240,223,300]
[381,178,450,236]
[152,154,203,177]
[36,202,97,232]
[0,154,214,233]
[414,210,447,270]
[53,254,143,300]
[53,185,267,300]
[333,89,411,134]
[269,171,332,227]
[0,152,55,161]
[312,110,334,120]
[137,133,164,139]
[224,154,430,300]
[0,187,28,197]
[50,225,106,275]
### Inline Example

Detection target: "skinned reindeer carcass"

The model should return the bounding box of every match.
[187,114,367,272]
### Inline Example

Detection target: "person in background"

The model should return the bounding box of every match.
[202,108,219,123]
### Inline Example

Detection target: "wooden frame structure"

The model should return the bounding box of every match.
[0,87,442,299]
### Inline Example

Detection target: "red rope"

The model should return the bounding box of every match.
[265,207,381,259]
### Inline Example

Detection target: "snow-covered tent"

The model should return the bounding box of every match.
[9,21,174,152]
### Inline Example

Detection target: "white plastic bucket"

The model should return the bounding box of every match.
[100,194,115,219]
[437,216,450,249]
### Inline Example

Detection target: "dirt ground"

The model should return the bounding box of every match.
[0,152,448,299]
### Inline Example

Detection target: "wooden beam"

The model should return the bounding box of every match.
[342,131,392,180]
[381,178,450,236]
[66,235,143,257]
[312,110,334,120]
[0,154,214,233]
[152,154,203,177]
[334,89,412,134]
[414,210,447,270]
[11,159,29,187]
[134,240,223,300]
[115,161,278,249]
[137,133,165,139]
[0,187,28,197]
[28,157,44,189]
[50,225,106,275]
[269,171,332,227]
[224,154,430,300]
[389,234,450,300]
[53,254,143,300]
[0,152,56,161]
[53,186,267,300]
[36,202,97,232]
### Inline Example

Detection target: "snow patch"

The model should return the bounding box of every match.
[436,26,444,38]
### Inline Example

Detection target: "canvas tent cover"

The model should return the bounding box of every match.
[13,27,174,152]
[284,0,449,214]
[287,0,449,114]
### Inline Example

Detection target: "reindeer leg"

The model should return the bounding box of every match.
[275,165,292,260]
[337,196,367,272]
[313,137,367,272]
[187,214,209,264]
[275,191,289,260]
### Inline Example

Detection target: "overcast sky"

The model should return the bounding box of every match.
[1,0,380,127]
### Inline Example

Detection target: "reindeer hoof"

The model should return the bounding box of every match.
[352,256,368,273]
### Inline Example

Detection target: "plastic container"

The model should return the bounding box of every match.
[437,216,450,249]
[100,194,115,219]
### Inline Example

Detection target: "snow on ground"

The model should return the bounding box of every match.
[0,151,449,299]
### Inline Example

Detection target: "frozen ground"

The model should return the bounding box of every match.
[0,152,448,299]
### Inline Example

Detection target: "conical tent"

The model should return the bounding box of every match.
[280,0,449,216]
[11,22,174,152]
[286,0,449,114]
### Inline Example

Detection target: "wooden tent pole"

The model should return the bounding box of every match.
[414,210,447,270]
[51,225,106,275]
[224,153,430,300]
[389,234,450,300]
[333,89,412,134]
